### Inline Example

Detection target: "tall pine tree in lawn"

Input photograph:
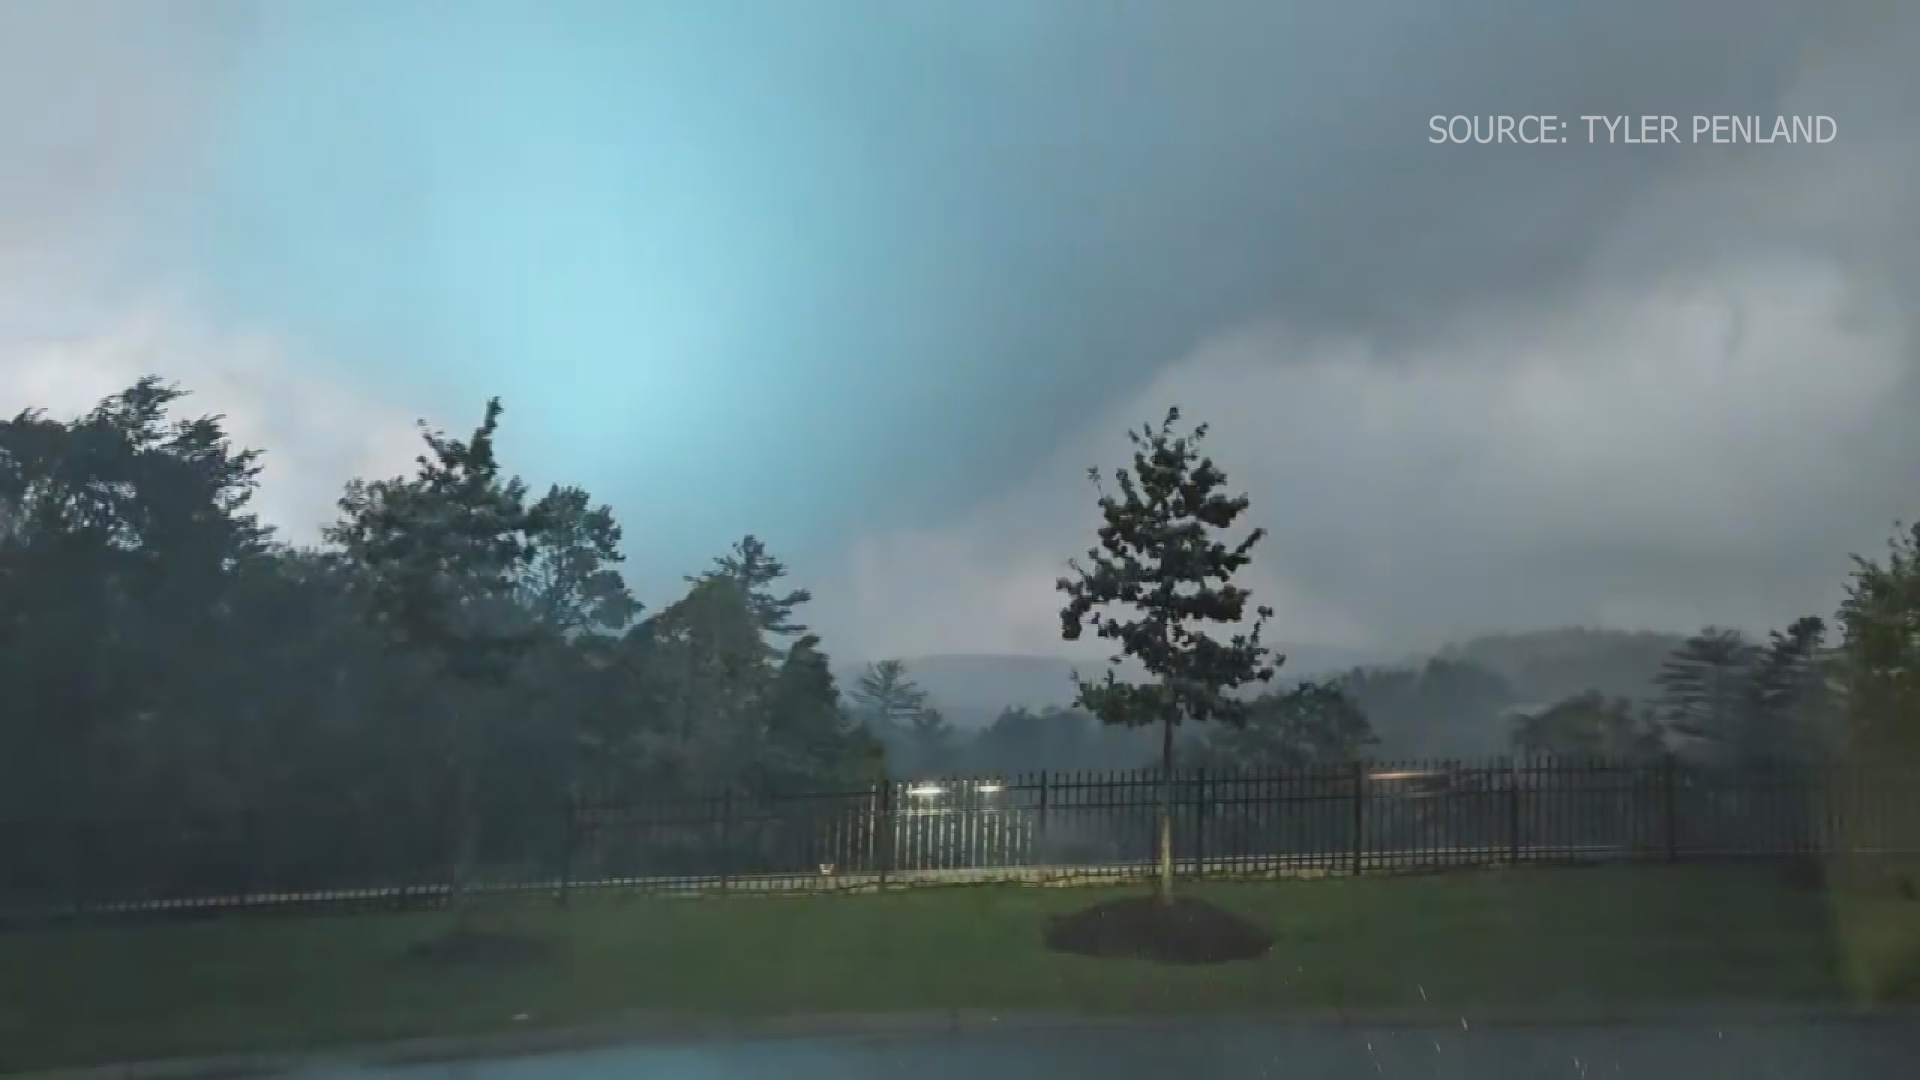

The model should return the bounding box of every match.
[1058,407,1278,903]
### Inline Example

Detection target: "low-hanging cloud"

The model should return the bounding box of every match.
[172,0,1920,550]
[0,0,249,295]
[0,299,428,541]
[0,2,425,542]
[812,7,1920,660]
[816,256,1914,660]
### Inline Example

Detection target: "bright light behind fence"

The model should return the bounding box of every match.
[975,783,1004,794]
[907,784,944,798]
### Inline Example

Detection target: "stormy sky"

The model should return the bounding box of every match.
[3,1,1917,661]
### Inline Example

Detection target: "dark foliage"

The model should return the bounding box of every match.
[1055,407,1280,901]
[5,379,1915,914]
[0,380,874,910]
[1057,408,1278,730]
[1188,681,1379,771]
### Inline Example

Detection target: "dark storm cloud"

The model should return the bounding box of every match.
[181,0,1918,558]
[797,0,1917,523]
[816,0,1920,656]
[7,0,1919,657]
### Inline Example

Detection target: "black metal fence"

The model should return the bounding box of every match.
[7,758,1919,922]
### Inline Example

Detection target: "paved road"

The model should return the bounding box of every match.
[306,1015,1920,1080]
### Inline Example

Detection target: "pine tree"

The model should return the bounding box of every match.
[1057,407,1278,903]
[1655,627,1759,755]
[761,635,883,791]
[1837,521,1920,761]
[324,398,555,913]
[693,534,811,637]
[517,484,640,636]
[849,659,945,772]
[1745,616,1835,765]
[849,659,929,729]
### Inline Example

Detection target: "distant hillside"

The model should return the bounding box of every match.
[839,628,1692,754]
[1431,627,1687,704]
[837,644,1381,729]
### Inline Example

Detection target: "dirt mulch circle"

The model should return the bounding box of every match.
[402,928,554,967]
[1042,895,1274,965]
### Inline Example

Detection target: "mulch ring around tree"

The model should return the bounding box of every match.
[1042,895,1274,964]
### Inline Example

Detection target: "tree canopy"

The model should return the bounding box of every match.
[0,379,877,905]
[3,382,1913,909]
[1057,407,1279,731]
[1057,406,1279,899]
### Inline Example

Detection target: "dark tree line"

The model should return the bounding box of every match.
[5,383,1916,906]
[0,380,878,901]
[1502,615,1840,768]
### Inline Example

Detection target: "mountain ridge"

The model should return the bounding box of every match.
[834,642,1382,729]
[836,628,1691,733]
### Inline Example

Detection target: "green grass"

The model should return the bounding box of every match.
[2,862,1915,1073]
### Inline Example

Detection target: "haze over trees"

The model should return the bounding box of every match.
[1,380,1914,904]
[324,397,563,908]
[0,379,877,895]
[848,659,957,776]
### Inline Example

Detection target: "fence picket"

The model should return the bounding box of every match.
[6,759,1917,921]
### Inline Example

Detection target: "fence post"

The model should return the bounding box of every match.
[1507,757,1521,865]
[557,790,577,907]
[718,787,734,894]
[1035,770,1050,862]
[1351,761,1366,876]
[69,818,88,917]
[877,780,894,889]
[1817,763,1834,857]
[1662,754,1680,863]
[238,802,260,906]
[1193,768,1208,880]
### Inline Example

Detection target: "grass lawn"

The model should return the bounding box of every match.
[2,861,1916,1073]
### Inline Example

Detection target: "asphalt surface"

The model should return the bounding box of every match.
[302,1015,1920,1080]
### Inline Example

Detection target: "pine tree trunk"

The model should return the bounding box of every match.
[1156,714,1174,904]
